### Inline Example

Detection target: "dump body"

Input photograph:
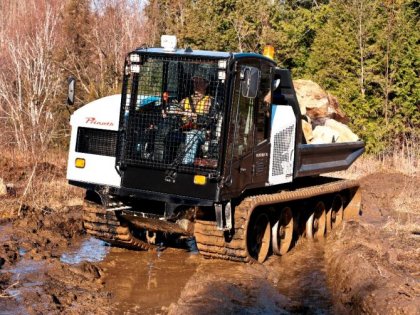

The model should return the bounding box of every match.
[296,142,364,177]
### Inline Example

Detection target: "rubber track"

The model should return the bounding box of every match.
[83,202,151,250]
[194,179,360,262]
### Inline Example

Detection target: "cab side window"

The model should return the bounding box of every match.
[231,65,260,159]
[255,62,271,144]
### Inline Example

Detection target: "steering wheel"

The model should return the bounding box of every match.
[166,101,185,113]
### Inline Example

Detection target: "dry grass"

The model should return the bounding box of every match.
[0,149,83,219]
[330,152,419,180]
[384,179,420,235]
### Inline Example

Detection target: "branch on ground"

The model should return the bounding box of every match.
[0,281,19,298]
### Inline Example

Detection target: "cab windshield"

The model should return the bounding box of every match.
[120,55,226,176]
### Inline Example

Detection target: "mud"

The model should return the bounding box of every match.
[324,172,420,314]
[325,222,419,314]
[166,241,336,315]
[102,248,199,314]
[1,171,419,314]
[0,206,111,314]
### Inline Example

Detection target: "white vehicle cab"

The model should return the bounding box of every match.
[67,94,122,188]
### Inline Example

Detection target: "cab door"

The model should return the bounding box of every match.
[222,62,259,197]
[252,61,272,186]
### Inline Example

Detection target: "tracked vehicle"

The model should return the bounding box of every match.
[67,37,364,262]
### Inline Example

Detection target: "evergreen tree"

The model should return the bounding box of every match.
[306,0,419,153]
[269,2,330,76]
[145,0,275,52]
[384,0,420,149]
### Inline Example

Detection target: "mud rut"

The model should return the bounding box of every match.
[98,236,336,314]
[1,209,340,314]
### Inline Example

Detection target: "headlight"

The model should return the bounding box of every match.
[130,54,140,63]
[218,60,227,69]
[130,64,140,73]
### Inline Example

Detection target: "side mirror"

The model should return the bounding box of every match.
[273,78,281,91]
[67,76,76,106]
[241,66,260,98]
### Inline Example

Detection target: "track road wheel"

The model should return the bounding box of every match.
[306,201,326,240]
[272,207,294,256]
[330,195,344,230]
[246,211,271,263]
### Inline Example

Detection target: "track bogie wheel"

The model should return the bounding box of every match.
[246,211,271,263]
[272,207,294,256]
[330,195,344,230]
[306,201,326,240]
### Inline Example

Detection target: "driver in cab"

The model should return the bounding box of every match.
[167,65,213,128]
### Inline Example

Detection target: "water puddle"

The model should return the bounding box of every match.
[101,247,199,314]
[0,222,13,242]
[18,248,27,257]
[0,222,337,315]
[5,259,45,308]
[60,237,109,264]
[9,260,43,277]
[97,238,336,314]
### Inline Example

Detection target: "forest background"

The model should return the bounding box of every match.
[0,0,418,161]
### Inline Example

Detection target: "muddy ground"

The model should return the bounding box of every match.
[0,171,419,314]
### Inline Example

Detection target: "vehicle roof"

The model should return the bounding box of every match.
[136,47,230,58]
[134,47,275,63]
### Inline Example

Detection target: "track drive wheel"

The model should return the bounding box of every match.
[272,207,294,256]
[246,211,271,263]
[306,201,326,240]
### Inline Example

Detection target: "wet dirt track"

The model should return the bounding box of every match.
[101,247,199,314]
[101,240,335,314]
[0,219,339,314]
[1,172,419,314]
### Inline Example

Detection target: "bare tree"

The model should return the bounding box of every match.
[0,4,62,156]
[61,0,147,101]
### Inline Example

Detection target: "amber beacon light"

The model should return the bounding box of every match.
[263,45,275,60]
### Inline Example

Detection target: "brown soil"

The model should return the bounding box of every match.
[0,171,419,314]
[0,207,111,314]
[324,172,420,314]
